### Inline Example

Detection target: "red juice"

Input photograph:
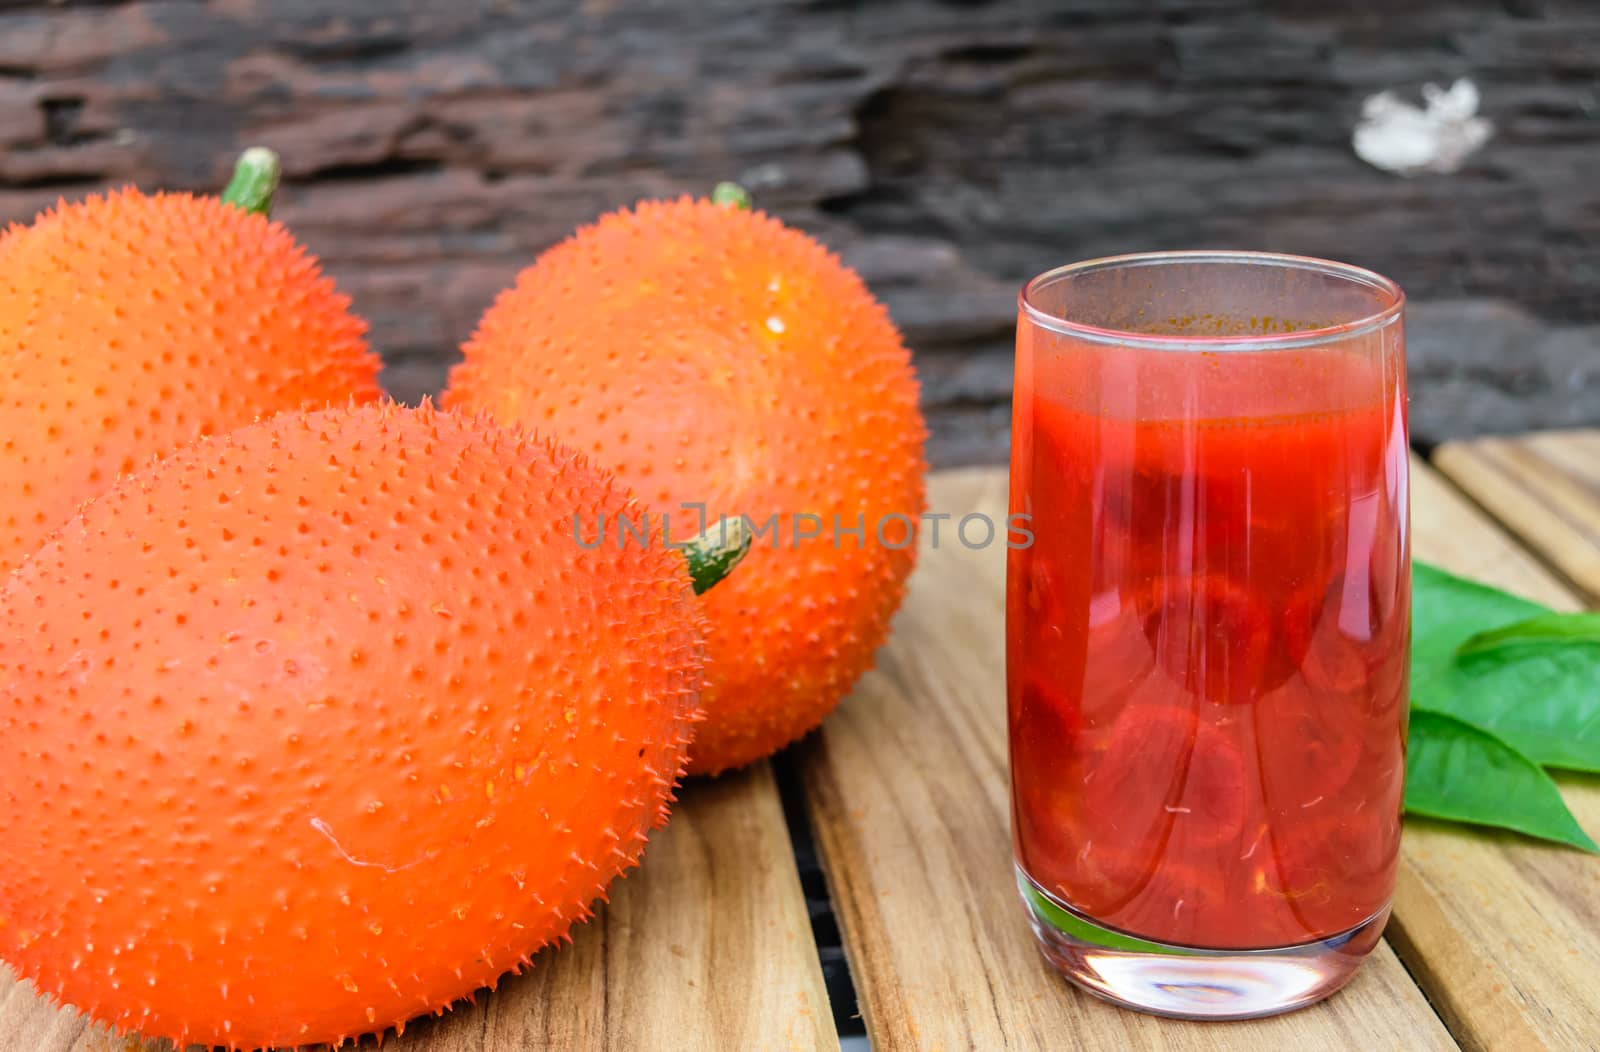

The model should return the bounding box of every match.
[1008,343,1409,951]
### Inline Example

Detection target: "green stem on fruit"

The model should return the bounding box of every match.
[684,516,752,595]
[220,147,282,216]
[711,182,752,210]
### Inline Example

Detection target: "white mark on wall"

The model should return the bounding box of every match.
[1353,79,1492,176]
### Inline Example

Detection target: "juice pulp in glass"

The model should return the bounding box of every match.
[1008,340,1409,951]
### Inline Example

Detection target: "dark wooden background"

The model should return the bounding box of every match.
[2,0,1596,464]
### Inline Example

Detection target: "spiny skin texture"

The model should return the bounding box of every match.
[446,198,927,774]
[0,403,705,1050]
[0,188,381,575]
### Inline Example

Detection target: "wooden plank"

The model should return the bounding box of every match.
[799,467,1457,1052]
[1434,429,1600,605]
[1382,455,1600,1052]
[0,763,836,1052]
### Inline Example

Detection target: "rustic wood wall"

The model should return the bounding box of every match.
[2,0,1596,463]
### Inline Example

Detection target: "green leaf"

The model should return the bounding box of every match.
[1412,561,1549,665]
[1404,709,1597,852]
[1459,612,1600,657]
[1412,562,1600,772]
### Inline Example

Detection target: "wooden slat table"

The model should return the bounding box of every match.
[3,428,1599,1051]
[1433,430,1600,605]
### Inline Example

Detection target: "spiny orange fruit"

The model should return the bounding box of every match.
[0,402,716,1049]
[446,191,927,774]
[0,148,381,576]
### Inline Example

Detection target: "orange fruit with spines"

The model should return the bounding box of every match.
[0,147,380,576]
[446,191,928,774]
[0,402,727,1049]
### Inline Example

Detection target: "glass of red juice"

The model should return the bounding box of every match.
[1008,252,1408,1019]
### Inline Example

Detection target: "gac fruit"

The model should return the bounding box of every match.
[446,192,927,774]
[0,148,381,575]
[0,403,711,1049]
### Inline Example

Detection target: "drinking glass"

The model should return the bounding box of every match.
[1007,252,1408,1019]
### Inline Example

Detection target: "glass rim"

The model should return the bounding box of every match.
[1018,250,1405,351]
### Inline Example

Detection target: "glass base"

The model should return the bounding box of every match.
[1018,867,1389,1020]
